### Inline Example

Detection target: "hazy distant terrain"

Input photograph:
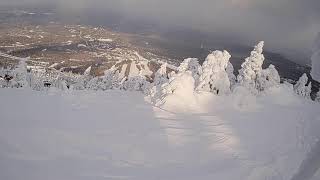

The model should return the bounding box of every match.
[0,5,318,92]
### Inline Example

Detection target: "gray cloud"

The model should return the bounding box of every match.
[1,0,320,64]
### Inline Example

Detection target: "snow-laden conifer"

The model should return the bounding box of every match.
[237,41,265,92]
[294,73,311,98]
[197,50,231,95]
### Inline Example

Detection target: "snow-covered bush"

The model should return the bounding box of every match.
[256,64,281,91]
[196,50,231,95]
[237,41,265,92]
[178,58,201,84]
[294,73,312,98]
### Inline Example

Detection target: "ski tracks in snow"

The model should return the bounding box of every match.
[153,107,244,171]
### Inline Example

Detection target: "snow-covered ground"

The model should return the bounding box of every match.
[0,87,319,180]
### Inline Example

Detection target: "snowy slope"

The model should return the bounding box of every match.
[0,87,319,180]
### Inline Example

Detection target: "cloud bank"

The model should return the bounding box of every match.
[311,33,320,81]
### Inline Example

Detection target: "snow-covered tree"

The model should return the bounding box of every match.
[226,62,236,87]
[122,71,150,93]
[178,58,201,84]
[316,91,320,102]
[153,63,169,86]
[150,63,170,101]
[31,77,45,91]
[237,41,265,92]
[0,72,5,87]
[311,33,320,82]
[256,64,281,91]
[0,68,12,88]
[55,79,69,91]
[78,66,93,90]
[154,71,195,106]
[196,50,231,95]
[86,76,100,90]
[294,73,312,98]
[86,66,120,90]
[12,59,29,88]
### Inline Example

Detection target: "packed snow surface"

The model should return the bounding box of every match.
[0,87,319,180]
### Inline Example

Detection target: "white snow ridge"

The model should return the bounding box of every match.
[0,42,319,180]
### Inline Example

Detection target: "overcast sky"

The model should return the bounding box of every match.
[2,0,320,64]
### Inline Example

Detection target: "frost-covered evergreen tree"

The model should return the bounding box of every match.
[154,71,195,106]
[61,72,87,90]
[153,63,168,86]
[316,91,320,102]
[0,71,4,88]
[150,63,170,103]
[294,73,312,98]
[122,71,150,93]
[74,66,93,90]
[55,78,69,91]
[0,68,11,88]
[86,66,120,90]
[31,70,60,91]
[12,58,29,88]
[256,64,281,91]
[196,50,231,95]
[226,62,236,87]
[237,41,265,92]
[178,58,201,84]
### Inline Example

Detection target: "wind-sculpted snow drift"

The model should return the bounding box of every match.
[0,42,320,180]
